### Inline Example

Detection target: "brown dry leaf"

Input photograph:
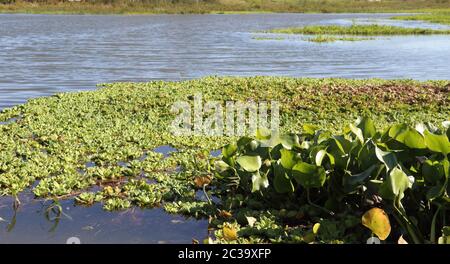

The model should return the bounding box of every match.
[219,210,233,218]
[194,175,212,188]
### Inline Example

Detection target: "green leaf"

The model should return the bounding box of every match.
[236,155,262,172]
[280,134,300,150]
[375,147,398,172]
[222,143,237,158]
[389,124,426,149]
[349,123,365,144]
[280,149,301,170]
[424,130,450,155]
[273,161,295,193]
[356,117,376,139]
[315,149,328,166]
[292,162,326,188]
[237,137,253,150]
[303,124,318,136]
[251,171,269,192]
[255,128,271,140]
[215,160,231,173]
[422,159,445,185]
[379,167,412,201]
[345,164,378,188]
[426,185,445,200]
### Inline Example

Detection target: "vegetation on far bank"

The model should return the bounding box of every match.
[267,24,450,35]
[306,35,375,42]
[1,0,450,15]
[0,77,448,243]
[392,10,450,25]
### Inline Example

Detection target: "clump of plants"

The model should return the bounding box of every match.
[211,118,450,244]
[0,77,448,243]
[267,24,450,35]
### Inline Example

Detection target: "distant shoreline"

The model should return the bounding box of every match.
[0,1,449,16]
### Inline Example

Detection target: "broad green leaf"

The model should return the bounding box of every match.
[280,134,300,150]
[379,167,412,201]
[315,149,328,166]
[255,127,271,140]
[422,159,444,185]
[292,162,326,188]
[424,130,450,155]
[375,147,398,172]
[349,123,365,144]
[389,124,426,149]
[236,155,262,172]
[362,208,391,240]
[357,141,377,170]
[345,164,378,187]
[215,160,230,173]
[356,117,376,139]
[273,161,294,193]
[222,143,237,158]
[426,185,445,200]
[251,171,269,192]
[236,137,253,150]
[280,149,301,170]
[303,124,318,136]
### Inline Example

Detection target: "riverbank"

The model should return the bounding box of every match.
[1,1,450,15]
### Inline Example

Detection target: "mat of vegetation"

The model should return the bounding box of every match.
[0,77,449,243]
[1,0,450,15]
[267,24,450,35]
[392,10,450,25]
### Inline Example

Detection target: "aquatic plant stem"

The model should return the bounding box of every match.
[306,188,335,216]
[203,184,213,205]
[393,201,422,244]
[430,204,442,243]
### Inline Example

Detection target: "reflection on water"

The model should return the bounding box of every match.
[0,191,208,244]
[0,13,450,109]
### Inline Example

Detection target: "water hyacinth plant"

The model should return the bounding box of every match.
[212,118,450,244]
[0,77,448,243]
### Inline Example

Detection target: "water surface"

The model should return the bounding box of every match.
[1,13,449,109]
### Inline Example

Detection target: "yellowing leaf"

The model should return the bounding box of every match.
[362,208,391,240]
[313,223,320,235]
[223,226,238,241]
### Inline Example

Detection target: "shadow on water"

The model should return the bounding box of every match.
[0,143,208,244]
[0,192,208,244]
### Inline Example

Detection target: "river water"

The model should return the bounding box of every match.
[1,13,450,109]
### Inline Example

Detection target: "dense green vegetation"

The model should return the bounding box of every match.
[212,118,450,244]
[1,0,450,15]
[267,24,450,35]
[0,77,448,243]
[392,10,450,25]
